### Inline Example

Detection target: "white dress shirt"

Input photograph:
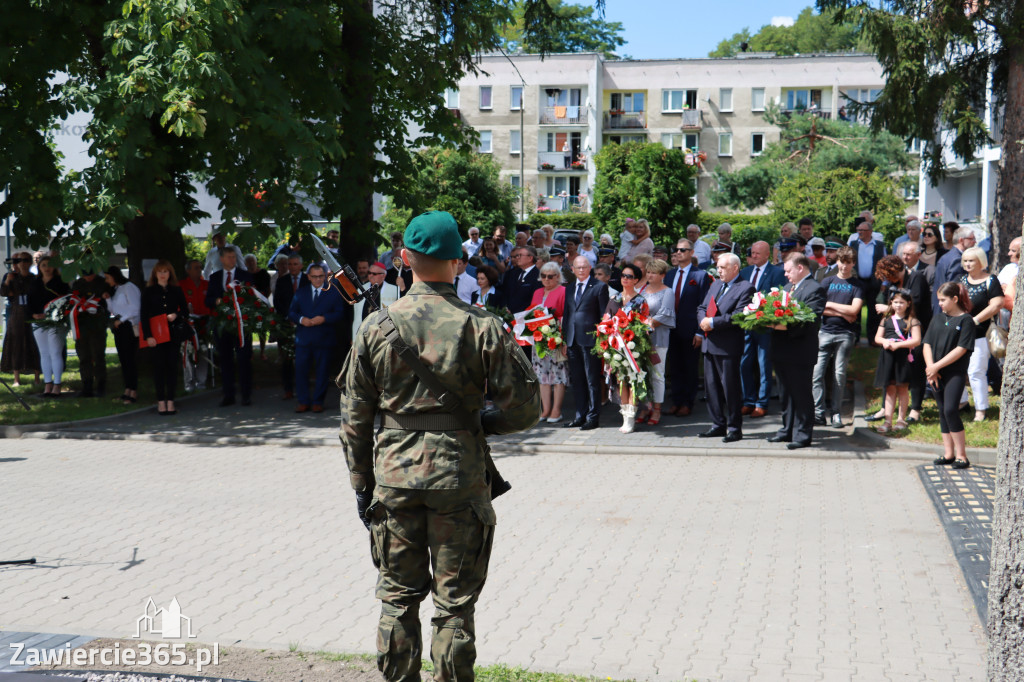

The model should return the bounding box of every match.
[454,273,480,303]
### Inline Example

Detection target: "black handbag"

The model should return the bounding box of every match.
[170,317,193,345]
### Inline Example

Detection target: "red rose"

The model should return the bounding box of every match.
[755,311,763,319]
[773,301,782,308]
[547,338,557,350]
[256,315,263,321]
[784,309,794,316]
[242,314,249,321]
[270,320,277,326]
[774,310,783,317]
[255,301,261,308]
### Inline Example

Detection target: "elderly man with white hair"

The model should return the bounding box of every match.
[686,224,713,267]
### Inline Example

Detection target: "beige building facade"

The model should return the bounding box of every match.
[454,52,887,213]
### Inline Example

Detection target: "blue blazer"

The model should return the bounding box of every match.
[665,265,711,340]
[563,278,609,347]
[697,278,755,357]
[739,262,786,294]
[205,268,255,311]
[288,285,347,347]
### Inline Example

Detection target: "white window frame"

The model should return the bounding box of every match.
[661,133,683,149]
[509,129,521,155]
[445,88,459,109]
[662,90,684,113]
[719,88,733,113]
[478,130,492,154]
[479,86,492,110]
[751,87,765,112]
[751,132,764,156]
[510,86,523,111]
[718,132,733,157]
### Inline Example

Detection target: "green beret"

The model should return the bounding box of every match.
[404,211,463,260]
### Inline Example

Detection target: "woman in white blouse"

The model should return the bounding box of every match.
[103,266,142,404]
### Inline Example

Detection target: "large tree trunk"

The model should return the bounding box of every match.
[986,46,1024,669]
[124,214,185,287]
[990,46,1024,272]
[336,0,378,264]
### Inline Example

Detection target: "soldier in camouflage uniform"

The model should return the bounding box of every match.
[340,210,541,682]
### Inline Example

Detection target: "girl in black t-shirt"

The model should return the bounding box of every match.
[872,290,921,433]
[923,282,976,469]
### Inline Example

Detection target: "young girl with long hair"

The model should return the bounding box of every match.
[872,290,921,432]
[923,282,977,469]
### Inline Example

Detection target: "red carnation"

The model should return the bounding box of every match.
[755,311,763,319]
[547,338,557,350]
[773,300,782,309]
[785,309,794,316]
[774,310,784,317]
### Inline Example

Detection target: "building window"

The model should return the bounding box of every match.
[718,133,733,157]
[479,86,492,110]
[607,134,647,144]
[907,138,922,154]
[684,133,699,151]
[751,132,764,156]
[510,86,523,111]
[751,87,765,112]
[719,88,733,113]
[510,175,521,188]
[663,90,683,112]
[610,92,645,112]
[903,179,920,200]
[510,129,521,154]
[478,131,492,153]
[445,88,459,109]
[661,133,683,149]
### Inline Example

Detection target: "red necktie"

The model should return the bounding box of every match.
[226,269,232,286]
[675,270,683,305]
[292,276,298,293]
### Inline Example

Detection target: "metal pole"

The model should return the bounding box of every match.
[520,88,525,219]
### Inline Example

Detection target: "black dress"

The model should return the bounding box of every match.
[874,316,919,388]
[0,272,41,372]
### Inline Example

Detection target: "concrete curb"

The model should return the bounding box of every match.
[850,380,997,467]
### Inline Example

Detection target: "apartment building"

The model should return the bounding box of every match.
[454,52,887,213]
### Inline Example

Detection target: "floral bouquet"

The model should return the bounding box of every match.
[475,302,514,328]
[208,282,294,356]
[732,287,817,332]
[523,306,565,361]
[36,293,101,339]
[591,308,654,401]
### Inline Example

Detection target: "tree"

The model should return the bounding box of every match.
[381,147,518,234]
[710,107,913,210]
[814,3,1024,676]
[709,7,866,58]
[0,0,569,279]
[498,0,624,59]
[592,142,699,241]
[767,167,905,240]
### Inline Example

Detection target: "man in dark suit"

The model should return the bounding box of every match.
[206,247,256,406]
[851,217,887,341]
[738,241,787,418]
[697,253,755,442]
[563,256,609,430]
[665,238,711,416]
[288,264,346,413]
[768,254,827,449]
[814,240,843,282]
[932,226,976,314]
[503,246,542,315]
[273,255,308,400]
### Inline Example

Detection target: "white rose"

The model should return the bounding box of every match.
[603,352,611,360]
[540,325,551,334]
[627,341,636,350]
[632,351,640,358]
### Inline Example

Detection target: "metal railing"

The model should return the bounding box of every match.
[539,106,587,125]
[603,110,647,129]
[538,151,586,171]
[680,109,703,129]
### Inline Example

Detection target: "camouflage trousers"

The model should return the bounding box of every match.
[368,486,496,682]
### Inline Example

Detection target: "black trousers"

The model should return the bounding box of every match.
[704,352,743,433]
[668,334,700,408]
[934,372,967,434]
[864,279,882,343]
[216,332,253,400]
[77,325,107,389]
[775,361,816,443]
[151,341,179,401]
[567,344,602,422]
[113,323,139,391]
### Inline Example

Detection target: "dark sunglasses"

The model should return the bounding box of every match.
[540,274,558,279]
[621,274,638,280]
[673,248,692,253]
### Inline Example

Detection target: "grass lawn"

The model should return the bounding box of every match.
[0,341,287,426]
[846,345,1000,448]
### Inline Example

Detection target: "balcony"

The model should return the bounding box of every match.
[680,109,704,130]
[604,110,647,129]
[539,106,587,125]
[538,151,587,172]
[780,108,831,120]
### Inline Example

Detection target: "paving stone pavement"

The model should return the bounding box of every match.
[0,438,986,681]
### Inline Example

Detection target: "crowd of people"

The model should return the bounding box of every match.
[2,214,1015,467]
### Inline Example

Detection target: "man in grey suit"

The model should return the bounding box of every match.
[697,253,755,443]
[768,254,827,450]
[563,256,610,430]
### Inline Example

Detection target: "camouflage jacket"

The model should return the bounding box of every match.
[340,281,540,493]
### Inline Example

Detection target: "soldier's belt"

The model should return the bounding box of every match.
[381,411,481,432]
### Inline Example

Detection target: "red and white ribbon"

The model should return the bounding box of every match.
[228,282,245,347]
[67,294,100,340]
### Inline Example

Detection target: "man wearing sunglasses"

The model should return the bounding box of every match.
[665,239,710,416]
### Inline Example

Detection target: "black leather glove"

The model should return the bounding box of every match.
[355,489,374,530]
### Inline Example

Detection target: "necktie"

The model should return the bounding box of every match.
[454,275,459,291]
[575,282,584,304]
[675,270,684,305]
[752,266,761,290]
[226,269,232,287]
[292,276,298,293]
[719,283,728,301]
[313,289,319,304]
